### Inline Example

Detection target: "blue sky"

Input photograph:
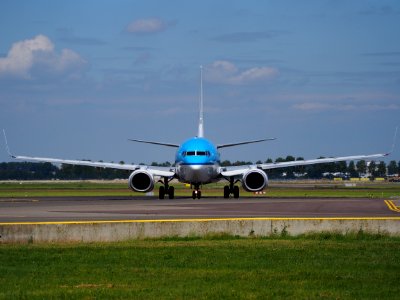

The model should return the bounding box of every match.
[1,0,399,164]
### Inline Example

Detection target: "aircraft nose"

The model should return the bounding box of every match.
[184,156,209,164]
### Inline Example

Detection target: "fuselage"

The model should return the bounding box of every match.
[175,137,221,185]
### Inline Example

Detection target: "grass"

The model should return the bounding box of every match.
[1,180,400,198]
[1,182,399,298]
[1,235,400,299]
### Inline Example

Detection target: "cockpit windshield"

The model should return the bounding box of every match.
[182,151,210,157]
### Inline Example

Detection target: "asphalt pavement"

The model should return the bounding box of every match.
[0,196,398,223]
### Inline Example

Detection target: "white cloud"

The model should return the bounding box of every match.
[206,60,278,85]
[126,18,172,34]
[292,102,399,112]
[0,35,86,79]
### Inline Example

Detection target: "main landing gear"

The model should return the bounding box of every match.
[224,177,240,199]
[158,177,174,199]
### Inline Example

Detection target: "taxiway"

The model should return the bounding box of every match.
[0,196,398,223]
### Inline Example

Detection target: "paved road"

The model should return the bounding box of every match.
[0,196,399,223]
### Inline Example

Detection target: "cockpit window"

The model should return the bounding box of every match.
[182,150,211,157]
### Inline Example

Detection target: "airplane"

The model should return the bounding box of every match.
[2,67,393,199]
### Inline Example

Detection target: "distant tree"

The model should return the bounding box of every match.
[398,161,400,174]
[306,157,328,179]
[294,157,305,175]
[388,160,398,175]
[347,161,358,177]
[284,156,296,178]
[161,161,171,167]
[356,160,367,175]
[233,161,252,166]
[368,161,377,177]
[335,161,347,174]
[265,158,273,163]
[376,161,387,177]
[0,162,58,180]
[60,164,74,179]
[285,155,295,162]
[221,160,232,167]
[115,161,128,179]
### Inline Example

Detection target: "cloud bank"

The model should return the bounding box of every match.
[0,35,87,79]
[206,61,278,85]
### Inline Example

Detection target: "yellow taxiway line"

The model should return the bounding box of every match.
[385,200,400,213]
[1,216,400,226]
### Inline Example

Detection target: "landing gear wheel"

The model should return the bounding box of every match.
[233,186,239,199]
[224,186,230,198]
[168,186,175,199]
[192,190,201,199]
[159,186,165,199]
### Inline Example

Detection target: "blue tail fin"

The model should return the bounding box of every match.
[198,66,204,138]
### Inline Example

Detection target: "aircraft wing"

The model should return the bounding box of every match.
[257,153,388,170]
[3,130,175,177]
[10,155,175,177]
[220,153,388,177]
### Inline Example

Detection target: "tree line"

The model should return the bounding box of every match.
[0,158,399,180]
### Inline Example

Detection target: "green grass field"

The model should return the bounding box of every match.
[1,180,400,198]
[1,182,400,298]
[1,235,400,299]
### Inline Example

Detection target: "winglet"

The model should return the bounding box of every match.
[2,129,15,158]
[388,125,398,155]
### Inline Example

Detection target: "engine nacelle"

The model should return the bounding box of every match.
[242,169,268,192]
[128,170,154,192]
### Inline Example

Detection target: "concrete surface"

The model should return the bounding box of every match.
[1,217,400,243]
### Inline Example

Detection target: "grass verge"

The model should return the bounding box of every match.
[1,234,400,299]
[1,180,400,198]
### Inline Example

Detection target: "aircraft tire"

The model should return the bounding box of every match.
[168,186,174,199]
[159,186,165,199]
[233,186,239,198]
[223,186,230,198]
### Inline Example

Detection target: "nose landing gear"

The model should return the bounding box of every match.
[191,184,202,199]
[192,190,201,199]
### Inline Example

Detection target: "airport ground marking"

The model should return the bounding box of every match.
[1,216,400,226]
[384,200,400,213]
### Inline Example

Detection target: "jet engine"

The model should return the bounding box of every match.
[128,170,154,192]
[242,169,268,192]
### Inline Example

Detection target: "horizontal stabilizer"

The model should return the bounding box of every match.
[128,139,180,148]
[217,138,276,149]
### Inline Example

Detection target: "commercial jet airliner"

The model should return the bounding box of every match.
[3,68,392,199]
